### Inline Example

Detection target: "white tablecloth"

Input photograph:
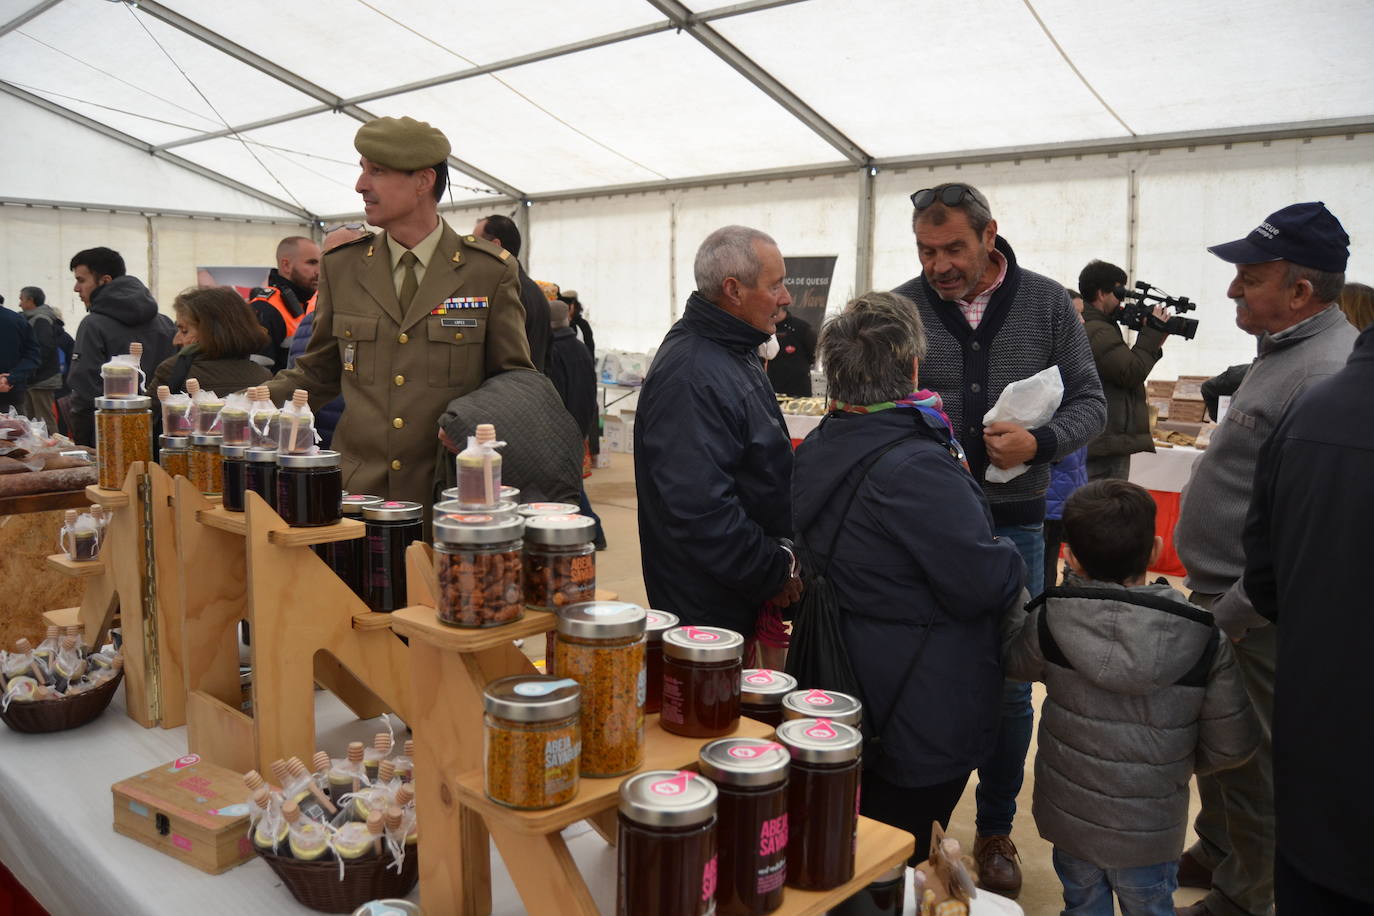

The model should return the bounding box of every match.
[783,413,822,441]
[1130,445,1203,493]
[0,689,1021,915]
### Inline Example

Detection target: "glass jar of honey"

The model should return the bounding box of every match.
[699,738,790,915]
[617,770,718,916]
[740,669,798,727]
[781,688,864,730]
[776,717,863,891]
[660,625,744,739]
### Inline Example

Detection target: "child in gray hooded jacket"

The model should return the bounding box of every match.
[1002,479,1259,916]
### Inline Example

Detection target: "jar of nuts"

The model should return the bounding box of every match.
[523,515,597,611]
[434,513,526,627]
[555,601,646,777]
[483,674,581,810]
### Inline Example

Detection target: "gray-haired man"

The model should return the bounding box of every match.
[635,225,801,634]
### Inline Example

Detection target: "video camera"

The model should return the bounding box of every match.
[1111,281,1200,340]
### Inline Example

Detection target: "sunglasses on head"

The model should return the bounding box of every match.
[324,222,366,233]
[910,184,975,210]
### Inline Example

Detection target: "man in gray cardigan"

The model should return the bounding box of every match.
[1174,202,1358,916]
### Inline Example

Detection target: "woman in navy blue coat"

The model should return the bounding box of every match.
[792,291,1025,859]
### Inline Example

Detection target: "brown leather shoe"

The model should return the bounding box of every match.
[973,834,1022,899]
[1177,849,1214,889]
[1173,902,1213,916]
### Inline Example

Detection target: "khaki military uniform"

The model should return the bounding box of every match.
[266,220,533,506]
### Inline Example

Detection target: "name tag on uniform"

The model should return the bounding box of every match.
[440,317,479,328]
[431,296,488,315]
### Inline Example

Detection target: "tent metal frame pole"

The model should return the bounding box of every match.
[855,168,876,296]
[643,0,869,165]
[132,0,526,201]
[0,196,310,226]
[152,0,811,153]
[0,80,316,221]
[0,0,64,37]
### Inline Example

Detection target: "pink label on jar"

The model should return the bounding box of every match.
[744,671,774,685]
[757,860,787,894]
[682,626,720,642]
[803,688,833,705]
[758,812,788,856]
[661,674,685,724]
[804,718,837,740]
[727,742,783,760]
[701,854,718,901]
[650,771,695,796]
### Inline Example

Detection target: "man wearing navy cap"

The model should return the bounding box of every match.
[1173,202,1358,916]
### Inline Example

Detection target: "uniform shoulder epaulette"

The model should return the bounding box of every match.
[461,233,513,262]
[325,231,376,255]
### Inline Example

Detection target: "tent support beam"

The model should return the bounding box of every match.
[132,0,526,201]
[644,0,869,165]
[0,196,309,225]
[0,0,64,37]
[0,81,316,221]
[855,168,876,296]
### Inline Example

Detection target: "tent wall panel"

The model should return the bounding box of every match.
[149,218,302,311]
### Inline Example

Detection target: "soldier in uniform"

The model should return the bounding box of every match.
[265,116,533,509]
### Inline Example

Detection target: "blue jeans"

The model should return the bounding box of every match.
[1053,848,1178,916]
[975,522,1043,837]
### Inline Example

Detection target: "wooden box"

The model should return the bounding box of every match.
[1172,376,1209,401]
[1169,398,1208,423]
[1148,396,1172,419]
[112,753,255,874]
[1146,380,1176,399]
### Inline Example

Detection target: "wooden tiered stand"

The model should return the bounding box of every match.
[43,461,186,728]
[176,484,415,776]
[388,543,916,916]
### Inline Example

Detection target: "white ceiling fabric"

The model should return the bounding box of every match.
[0,0,1370,218]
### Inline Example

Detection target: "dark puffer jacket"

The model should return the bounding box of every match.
[1082,304,1164,459]
[68,277,176,445]
[1045,446,1087,522]
[794,407,1025,788]
[1002,581,1259,868]
[634,293,794,634]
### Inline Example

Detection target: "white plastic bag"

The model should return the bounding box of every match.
[982,366,1063,483]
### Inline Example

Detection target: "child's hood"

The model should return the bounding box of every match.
[1042,581,1219,696]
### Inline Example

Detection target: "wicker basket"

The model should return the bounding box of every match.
[0,670,123,734]
[256,844,419,913]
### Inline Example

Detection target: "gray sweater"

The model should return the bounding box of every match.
[1176,304,1357,596]
[894,237,1106,526]
[1003,581,1259,868]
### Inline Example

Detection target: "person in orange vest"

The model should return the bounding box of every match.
[249,235,321,372]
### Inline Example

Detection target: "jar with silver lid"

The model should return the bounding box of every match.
[320,494,381,600]
[220,443,250,512]
[699,738,790,915]
[189,432,224,495]
[516,501,580,518]
[483,674,581,809]
[781,688,864,730]
[555,601,645,777]
[660,625,745,739]
[434,512,526,627]
[157,433,191,481]
[740,669,798,727]
[95,395,152,489]
[523,514,596,610]
[617,770,719,916]
[275,449,343,527]
[363,500,424,612]
[442,484,520,506]
[434,498,517,517]
[243,447,278,507]
[775,717,863,891]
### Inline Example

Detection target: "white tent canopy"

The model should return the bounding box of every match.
[2,0,1373,376]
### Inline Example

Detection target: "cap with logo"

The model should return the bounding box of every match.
[1207,201,1350,273]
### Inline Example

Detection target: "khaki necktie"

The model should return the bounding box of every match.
[398,250,419,310]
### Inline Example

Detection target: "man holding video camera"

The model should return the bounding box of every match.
[1077,259,1168,480]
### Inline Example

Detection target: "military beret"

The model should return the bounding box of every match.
[354,116,451,171]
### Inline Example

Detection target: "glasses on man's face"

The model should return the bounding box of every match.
[910,185,974,210]
[324,222,366,233]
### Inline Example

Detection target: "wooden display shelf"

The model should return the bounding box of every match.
[454,716,774,835]
[84,484,130,508]
[194,505,364,547]
[768,818,913,916]
[41,606,82,628]
[44,553,105,577]
[390,604,558,653]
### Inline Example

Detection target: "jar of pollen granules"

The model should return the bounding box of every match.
[157,434,191,481]
[95,395,152,489]
[483,674,581,810]
[555,601,646,777]
[434,513,525,627]
[189,433,224,495]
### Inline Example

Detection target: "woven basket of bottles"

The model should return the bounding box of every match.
[255,845,418,914]
[1,630,124,734]
[244,732,419,913]
[0,667,123,734]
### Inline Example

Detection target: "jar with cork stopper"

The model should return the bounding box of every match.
[187,379,224,437]
[278,389,318,454]
[100,341,144,398]
[95,343,151,490]
[157,384,194,437]
[456,422,504,507]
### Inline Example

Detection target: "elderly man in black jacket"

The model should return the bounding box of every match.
[635,225,801,633]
